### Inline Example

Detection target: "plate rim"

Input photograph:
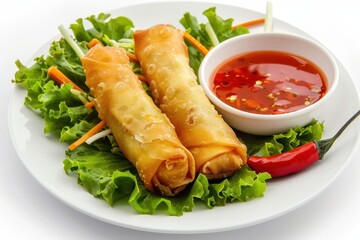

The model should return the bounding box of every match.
[7,0,360,234]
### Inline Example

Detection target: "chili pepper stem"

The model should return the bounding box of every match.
[316,109,360,159]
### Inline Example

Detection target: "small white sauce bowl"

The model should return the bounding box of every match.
[199,32,339,135]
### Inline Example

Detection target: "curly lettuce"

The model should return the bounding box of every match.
[180,7,249,75]
[63,142,270,216]
[237,120,324,157]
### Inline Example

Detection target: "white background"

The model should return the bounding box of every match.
[2,0,360,239]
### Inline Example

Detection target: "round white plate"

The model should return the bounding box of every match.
[8,1,360,234]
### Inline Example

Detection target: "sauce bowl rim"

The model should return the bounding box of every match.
[198,32,339,121]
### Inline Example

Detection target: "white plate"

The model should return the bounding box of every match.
[8,1,360,234]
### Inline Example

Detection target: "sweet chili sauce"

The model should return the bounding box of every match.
[212,50,328,114]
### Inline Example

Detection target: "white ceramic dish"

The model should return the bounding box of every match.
[8,1,360,234]
[199,32,339,135]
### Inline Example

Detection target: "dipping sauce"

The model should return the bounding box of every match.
[212,50,328,114]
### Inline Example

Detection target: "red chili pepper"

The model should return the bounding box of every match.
[247,109,360,177]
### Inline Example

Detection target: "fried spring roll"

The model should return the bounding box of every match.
[81,45,195,196]
[134,25,247,179]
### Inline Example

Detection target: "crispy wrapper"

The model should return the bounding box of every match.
[81,45,195,196]
[134,24,247,179]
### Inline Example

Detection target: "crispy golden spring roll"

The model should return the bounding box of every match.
[134,25,247,179]
[81,45,195,196]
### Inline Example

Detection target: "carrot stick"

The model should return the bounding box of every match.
[126,51,139,63]
[232,18,265,29]
[136,74,147,82]
[68,120,107,150]
[48,66,85,92]
[183,31,209,56]
[84,101,95,108]
[182,18,264,56]
[88,38,103,48]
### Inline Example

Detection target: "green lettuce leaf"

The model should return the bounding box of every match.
[14,56,93,136]
[60,120,98,143]
[64,143,271,216]
[202,7,249,43]
[180,7,249,76]
[238,120,325,157]
[13,58,49,110]
[180,7,249,48]
[70,13,134,43]
[45,39,88,91]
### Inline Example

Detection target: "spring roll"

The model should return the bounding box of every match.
[81,45,195,196]
[134,24,247,179]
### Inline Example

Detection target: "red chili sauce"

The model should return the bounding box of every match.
[212,50,327,114]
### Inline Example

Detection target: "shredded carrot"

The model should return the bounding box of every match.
[88,38,103,48]
[136,74,148,82]
[126,51,139,63]
[48,66,85,92]
[232,18,265,29]
[183,31,209,56]
[84,101,95,108]
[68,120,107,150]
[181,18,264,55]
